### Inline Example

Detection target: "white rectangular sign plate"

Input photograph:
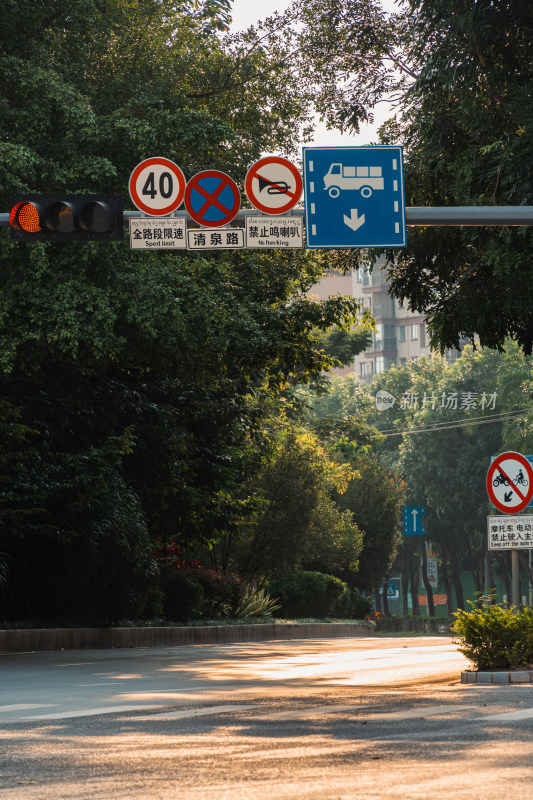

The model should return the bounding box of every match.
[246,215,303,248]
[488,515,533,549]
[187,228,244,250]
[130,218,187,249]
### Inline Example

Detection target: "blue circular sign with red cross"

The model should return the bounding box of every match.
[184,170,241,228]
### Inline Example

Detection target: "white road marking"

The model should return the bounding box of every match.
[21,704,163,720]
[0,703,55,713]
[256,704,472,722]
[363,705,471,720]
[481,708,533,722]
[77,683,122,687]
[256,704,356,720]
[129,704,257,721]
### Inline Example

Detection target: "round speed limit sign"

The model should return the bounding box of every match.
[129,157,186,216]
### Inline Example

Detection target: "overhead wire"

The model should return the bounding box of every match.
[377,408,531,438]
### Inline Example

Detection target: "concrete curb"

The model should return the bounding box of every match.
[461,670,533,684]
[0,622,374,654]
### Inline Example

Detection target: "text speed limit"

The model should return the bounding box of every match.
[129,157,186,216]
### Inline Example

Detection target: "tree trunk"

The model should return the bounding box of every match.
[401,569,410,616]
[495,552,512,605]
[441,560,453,614]
[452,572,465,610]
[421,542,435,617]
[519,551,533,588]
[382,579,390,615]
[408,546,420,615]
[487,555,497,604]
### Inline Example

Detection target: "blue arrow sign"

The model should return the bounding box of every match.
[303,146,406,249]
[403,505,426,536]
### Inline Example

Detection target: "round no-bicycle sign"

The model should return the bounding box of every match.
[184,170,240,228]
[486,451,533,514]
[245,156,303,215]
[129,157,186,216]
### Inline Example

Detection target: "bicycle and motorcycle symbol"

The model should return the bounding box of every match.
[492,468,529,488]
[486,451,533,514]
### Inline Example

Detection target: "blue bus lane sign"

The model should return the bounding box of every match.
[303,146,406,249]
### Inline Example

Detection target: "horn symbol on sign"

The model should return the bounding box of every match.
[258,176,290,195]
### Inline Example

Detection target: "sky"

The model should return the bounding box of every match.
[229,0,398,149]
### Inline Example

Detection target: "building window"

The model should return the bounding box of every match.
[360,362,367,377]
[399,326,406,342]
[410,324,419,340]
[375,356,385,373]
[419,324,426,347]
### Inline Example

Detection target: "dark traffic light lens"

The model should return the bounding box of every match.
[47,202,75,233]
[81,201,111,234]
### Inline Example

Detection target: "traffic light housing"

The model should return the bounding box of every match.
[9,194,123,242]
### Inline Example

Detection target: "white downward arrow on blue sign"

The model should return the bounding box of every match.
[343,209,365,231]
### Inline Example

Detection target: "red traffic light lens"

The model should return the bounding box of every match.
[11,201,42,233]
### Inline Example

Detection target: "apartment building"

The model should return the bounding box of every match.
[310,260,463,380]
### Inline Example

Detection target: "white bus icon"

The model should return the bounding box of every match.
[324,163,385,198]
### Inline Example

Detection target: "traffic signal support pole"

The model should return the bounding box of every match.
[2,206,533,228]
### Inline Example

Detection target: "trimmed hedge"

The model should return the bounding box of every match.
[452,603,533,671]
[269,571,348,619]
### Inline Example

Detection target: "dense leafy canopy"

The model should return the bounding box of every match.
[290,0,533,354]
[0,0,368,621]
[316,344,533,608]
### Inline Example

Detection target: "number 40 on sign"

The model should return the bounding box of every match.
[129,157,187,217]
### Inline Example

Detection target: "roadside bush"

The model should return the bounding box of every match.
[188,568,244,618]
[452,602,533,670]
[269,571,347,618]
[234,585,281,619]
[161,571,205,622]
[334,588,373,619]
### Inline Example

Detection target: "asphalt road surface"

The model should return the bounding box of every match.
[1,636,532,799]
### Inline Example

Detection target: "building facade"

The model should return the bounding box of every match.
[310,260,463,380]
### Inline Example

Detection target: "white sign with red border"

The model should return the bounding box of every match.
[486,451,533,514]
[245,156,303,215]
[129,157,186,216]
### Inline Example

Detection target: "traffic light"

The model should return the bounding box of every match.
[9,194,123,242]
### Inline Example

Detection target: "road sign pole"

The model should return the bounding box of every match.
[512,549,521,609]
[528,550,533,608]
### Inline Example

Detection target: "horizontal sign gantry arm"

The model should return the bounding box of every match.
[3,206,533,228]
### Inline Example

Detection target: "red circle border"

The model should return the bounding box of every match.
[129,157,186,216]
[184,170,241,228]
[245,156,303,215]
[486,451,533,513]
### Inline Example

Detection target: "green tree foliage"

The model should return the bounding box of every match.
[268,570,349,618]
[299,378,406,591]
[226,426,364,582]
[316,326,372,368]
[0,1,365,622]
[291,0,533,354]
[369,346,533,608]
